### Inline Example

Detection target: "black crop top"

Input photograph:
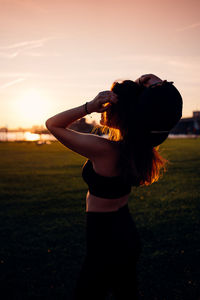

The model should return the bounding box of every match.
[82,159,132,199]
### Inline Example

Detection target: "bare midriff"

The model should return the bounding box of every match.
[86,190,130,212]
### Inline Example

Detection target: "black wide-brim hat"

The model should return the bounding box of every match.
[135,81,183,147]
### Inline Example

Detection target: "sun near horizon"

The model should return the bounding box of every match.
[0,0,200,129]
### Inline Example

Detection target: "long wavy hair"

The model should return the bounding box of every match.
[96,80,170,187]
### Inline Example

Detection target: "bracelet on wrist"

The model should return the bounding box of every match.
[84,102,90,114]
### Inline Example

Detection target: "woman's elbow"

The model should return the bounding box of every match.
[45,119,53,130]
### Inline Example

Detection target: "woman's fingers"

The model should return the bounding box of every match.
[139,74,152,85]
[136,74,163,87]
[142,76,151,83]
[90,90,118,113]
[100,104,111,112]
[135,75,151,85]
[99,91,118,104]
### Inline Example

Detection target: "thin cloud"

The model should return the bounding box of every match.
[0,37,59,59]
[0,78,25,90]
[0,52,20,58]
[176,22,200,32]
[0,38,51,50]
[23,52,61,57]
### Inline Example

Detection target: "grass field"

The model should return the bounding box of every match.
[0,139,199,300]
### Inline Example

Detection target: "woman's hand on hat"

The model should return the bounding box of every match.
[88,91,118,113]
[135,74,163,87]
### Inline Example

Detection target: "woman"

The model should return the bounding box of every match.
[45,74,183,299]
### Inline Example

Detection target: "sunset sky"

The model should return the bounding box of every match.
[0,0,200,129]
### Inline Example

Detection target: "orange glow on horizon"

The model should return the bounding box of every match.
[24,131,40,141]
[0,0,199,128]
[12,88,52,127]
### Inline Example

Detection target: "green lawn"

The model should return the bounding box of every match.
[0,139,199,300]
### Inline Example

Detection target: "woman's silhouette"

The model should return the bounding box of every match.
[45,74,183,300]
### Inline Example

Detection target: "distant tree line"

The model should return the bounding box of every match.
[33,118,103,135]
[0,118,103,135]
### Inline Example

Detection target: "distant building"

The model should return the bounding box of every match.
[170,111,200,135]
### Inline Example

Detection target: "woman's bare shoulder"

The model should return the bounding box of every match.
[92,138,122,176]
[98,137,121,155]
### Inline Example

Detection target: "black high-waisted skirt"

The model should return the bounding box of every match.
[73,204,142,300]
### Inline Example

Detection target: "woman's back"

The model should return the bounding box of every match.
[90,139,121,176]
[82,139,132,212]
